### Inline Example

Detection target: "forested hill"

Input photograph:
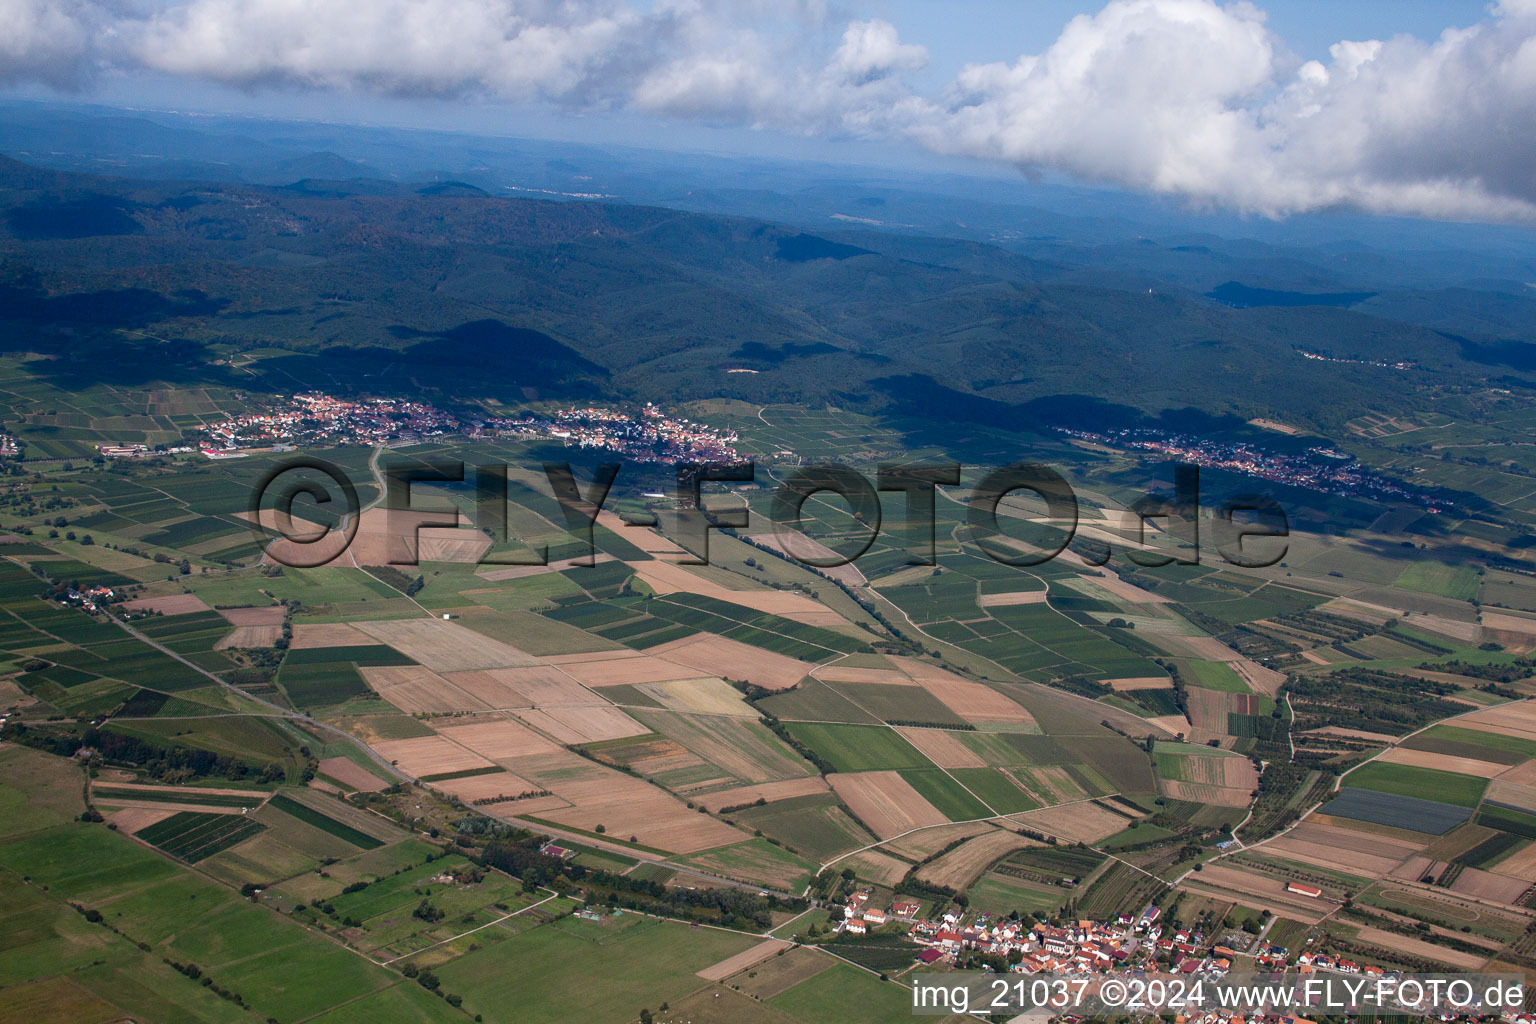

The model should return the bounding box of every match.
[0,153,1528,435]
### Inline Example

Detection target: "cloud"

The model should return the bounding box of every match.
[0,0,102,87]
[2,0,1534,222]
[905,0,1536,221]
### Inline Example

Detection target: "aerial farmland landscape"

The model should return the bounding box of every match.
[3,2,1536,1022]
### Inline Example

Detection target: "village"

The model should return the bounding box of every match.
[1058,427,1437,509]
[831,889,1528,1024]
[184,394,743,464]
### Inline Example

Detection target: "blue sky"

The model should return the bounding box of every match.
[1,0,1531,223]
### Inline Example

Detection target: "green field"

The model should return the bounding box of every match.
[1184,660,1249,693]
[1346,761,1490,808]
[898,768,993,820]
[267,794,384,849]
[135,812,266,863]
[434,914,760,1023]
[781,723,933,773]
[1395,562,1481,600]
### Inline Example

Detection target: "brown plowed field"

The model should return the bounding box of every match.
[435,716,562,760]
[316,757,387,792]
[361,665,487,714]
[896,727,986,768]
[1107,677,1172,691]
[121,593,211,615]
[648,635,811,691]
[892,658,1037,728]
[372,735,496,777]
[1450,867,1530,904]
[219,605,285,626]
[216,625,281,649]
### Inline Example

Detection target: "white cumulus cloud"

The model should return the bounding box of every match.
[2,0,1534,222]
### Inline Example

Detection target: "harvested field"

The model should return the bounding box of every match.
[629,560,828,618]
[1015,802,1127,844]
[219,605,285,626]
[360,664,487,714]
[1350,926,1488,970]
[434,771,568,812]
[1146,714,1191,735]
[649,634,812,691]
[544,651,697,687]
[1078,573,1170,605]
[1481,611,1536,637]
[597,510,688,556]
[215,625,281,649]
[748,531,866,586]
[841,849,912,885]
[697,777,829,813]
[827,771,949,839]
[372,734,496,777]
[879,820,996,861]
[1377,746,1508,779]
[1492,841,1536,880]
[916,829,1038,890]
[637,677,755,717]
[476,564,553,581]
[121,593,211,615]
[290,622,373,648]
[435,716,562,760]
[607,736,709,778]
[815,666,909,685]
[444,666,602,708]
[1146,633,1244,661]
[1450,867,1530,904]
[1487,778,1536,814]
[1232,659,1286,695]
[1501,760,1536,785]
[316,757,387,792]
[1185,686,1232,738]
[697,939,793,981]
[1161,780,1251,806]
[354,618,541,671]
[977,590,1049,607]
[335,507,489,565]
[1272,820,1423,864]
[104,806,174,832]
[896,728,987,769]
[509,749,746,852]
[1458,703,1536,744]
[892,659,1038,729]
[1107,677,1172,691]
[1306,726,1400,744]
[636,711,817,784]
[1264,834,1409,879]
[513,705,648,745]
